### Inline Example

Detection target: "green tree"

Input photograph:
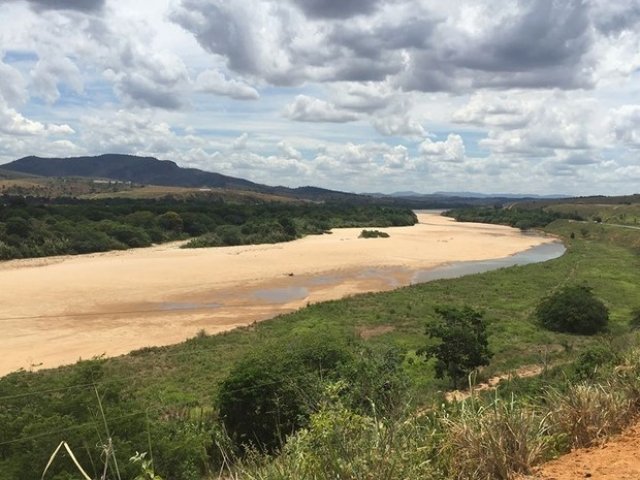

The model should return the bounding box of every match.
[157,211,183,233]
[536,285,609,335]
[419,306,492,388]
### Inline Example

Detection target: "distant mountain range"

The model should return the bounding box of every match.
[2,154,360,202]
[384,191,568,199]
[1,154,571,204]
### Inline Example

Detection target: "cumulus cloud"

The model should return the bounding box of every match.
[372,114,425,138]
[0,98,74,136]
[0,60,27,107]
[22,0,105,13]
[420,134,466,163]
[278,140,302,159]
[287,0,383,19]
[284,95,360,123]
[170,0,600,93]
[608,105,640,147]
[232,132,249,150]
[195,70,259,100]
[453,93,533,129]
[105,48,190,110]
[30,54,84,104]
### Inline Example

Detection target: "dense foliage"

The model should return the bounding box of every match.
[536,285,609,335]
[419,306,492,388]
[444,206,582,229]
[0,196,416,259]
[217,332,408,453]
[217,332,353,452]
[358,229,390,238]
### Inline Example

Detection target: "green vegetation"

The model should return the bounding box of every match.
[217,332,353,452]
[1,202,640,478]
[535,285,609,335]
[358,229,390,238]
[545,201,640,227]
[0,196,416,259]
[445,205,582,229]
[419,306,492,388]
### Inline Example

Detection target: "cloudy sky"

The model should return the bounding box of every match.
[1,0,640,195]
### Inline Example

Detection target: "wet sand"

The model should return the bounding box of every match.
[0,212,556,375]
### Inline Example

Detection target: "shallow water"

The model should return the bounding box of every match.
[411,241,566,284]
[160,241,565,310]
[253,286,310,303]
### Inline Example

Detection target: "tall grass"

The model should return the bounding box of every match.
[441,397,552,479]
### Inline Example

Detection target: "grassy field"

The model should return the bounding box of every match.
[546,202,640,226]
[2,213,640,478]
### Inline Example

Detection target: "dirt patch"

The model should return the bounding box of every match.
[356,325,396,340]
[446,365,545,402]
[522,419,640,480]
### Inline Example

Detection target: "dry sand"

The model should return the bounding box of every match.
[0,212,556,376]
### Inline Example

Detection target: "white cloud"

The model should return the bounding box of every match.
[607,104,640,147]
[284,95,360,123]
[278,140,302,160]
[195,69,259,100]
[419,134,466,163]
[372,114,426,138]
[232,132,249,150]
[30,53,84,104]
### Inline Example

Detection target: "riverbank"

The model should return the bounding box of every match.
[0,212,556,375]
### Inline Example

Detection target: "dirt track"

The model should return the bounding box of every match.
[0,213,554,375]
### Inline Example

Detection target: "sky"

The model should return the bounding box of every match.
[1,0,640,195]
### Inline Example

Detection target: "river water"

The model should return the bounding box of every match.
[243,240,566,305]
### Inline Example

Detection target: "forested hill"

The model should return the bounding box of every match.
[1,154,361,202]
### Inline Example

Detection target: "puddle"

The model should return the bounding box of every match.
[252,286,309,303]
[161,302,221,311]
[411,241,566,284]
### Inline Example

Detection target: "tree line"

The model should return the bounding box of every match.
[0,195,417,260]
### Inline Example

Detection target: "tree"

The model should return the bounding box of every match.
[157,211,183,233]
[420,306,492,388]
[535,285,608,335]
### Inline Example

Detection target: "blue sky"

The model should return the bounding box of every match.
[1,0,640,195]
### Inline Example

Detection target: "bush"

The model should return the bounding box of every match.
[572,344,618,380]
[359,229,390,238]
[217,332,353,452]
[535,285,609,335]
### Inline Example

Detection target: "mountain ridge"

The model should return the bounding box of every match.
[2,154,359,201]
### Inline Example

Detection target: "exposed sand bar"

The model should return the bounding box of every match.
[0,212,557,376]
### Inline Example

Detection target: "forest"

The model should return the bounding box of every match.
[0,195,417,260]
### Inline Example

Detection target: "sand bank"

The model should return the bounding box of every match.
[0,212,556,375]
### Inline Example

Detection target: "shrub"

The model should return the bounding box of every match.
[535,285,609,335]
[217,332,353,452]
[572,344,618,380]
[419,306,492,389]
[359,229,390,238]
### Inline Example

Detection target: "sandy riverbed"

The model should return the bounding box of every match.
[0,212,556,375]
